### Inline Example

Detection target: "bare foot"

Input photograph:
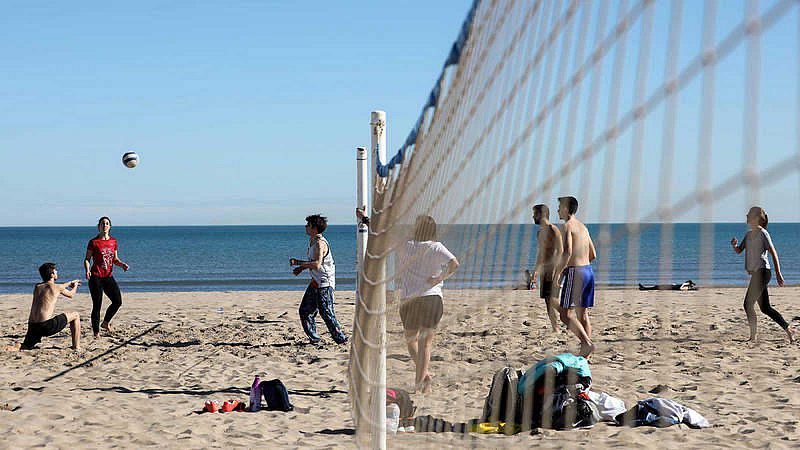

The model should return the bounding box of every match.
[100,322,112,333]
[579,342,596,358]
[787,327,796,344]
[93,332,100,338]
[746,334,759,343]
[3,345,20,352]
[417,374,434,394]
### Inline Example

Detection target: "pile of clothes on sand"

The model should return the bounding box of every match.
[406,353,709,435]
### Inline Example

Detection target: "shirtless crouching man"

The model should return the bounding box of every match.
[18,263,82,351]
[532,204,563,332]
[555,196,597,357]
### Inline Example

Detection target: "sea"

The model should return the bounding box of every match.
[1,223,798,294]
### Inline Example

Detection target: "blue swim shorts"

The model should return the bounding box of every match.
[560,265,595,309]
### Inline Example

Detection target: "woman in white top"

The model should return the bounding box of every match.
[731,206,795,343]
[396,215,459,393]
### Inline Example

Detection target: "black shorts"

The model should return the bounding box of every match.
[399,295,444,330]
[22,313,68,349]
[539,273,554,299]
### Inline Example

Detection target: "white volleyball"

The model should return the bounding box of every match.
[122,151,139,168]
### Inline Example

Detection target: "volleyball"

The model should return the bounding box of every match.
[122,151,139,168]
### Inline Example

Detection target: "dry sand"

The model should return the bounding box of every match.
[1,287,799,448]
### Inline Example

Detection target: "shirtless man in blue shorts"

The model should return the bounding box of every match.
[555,196,596,357]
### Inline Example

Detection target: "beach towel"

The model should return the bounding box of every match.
[517,353,592,396]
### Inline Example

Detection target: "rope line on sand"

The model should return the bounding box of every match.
[43,323,163,383]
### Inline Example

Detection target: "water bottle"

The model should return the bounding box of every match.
[249,375,262,412]
[386,403,400,434]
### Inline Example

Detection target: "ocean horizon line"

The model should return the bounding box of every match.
[1,221,797,229]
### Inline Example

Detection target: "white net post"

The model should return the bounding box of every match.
[349,111,389,450]
[356,146,368,276]
[368,111,387,449]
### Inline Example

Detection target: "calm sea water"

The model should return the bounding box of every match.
[1,224,798,294]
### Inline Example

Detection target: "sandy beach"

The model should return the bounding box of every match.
[1,287,799,448]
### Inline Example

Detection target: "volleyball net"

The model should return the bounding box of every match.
[350,0,800,446]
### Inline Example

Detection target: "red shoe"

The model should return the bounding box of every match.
[221,400,240,413]
[203,400,219,413]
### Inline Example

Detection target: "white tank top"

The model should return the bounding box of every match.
[308,236,335,288]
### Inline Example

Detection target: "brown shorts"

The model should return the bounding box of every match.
[399,295,444,330]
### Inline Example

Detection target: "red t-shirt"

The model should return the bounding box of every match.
[87,237,118,278]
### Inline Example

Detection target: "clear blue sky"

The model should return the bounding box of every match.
[3,0,800,226]
[0,0,472,226]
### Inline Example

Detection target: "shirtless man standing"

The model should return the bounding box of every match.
[19,263,82,351]
[555,196,596,357]
[532,204,563,332]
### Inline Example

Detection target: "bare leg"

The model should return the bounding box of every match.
[576,307,592,338]
[560,307,595,356]
[404,328,419,374]
[66,312,81,350]
[546,297,560,332]
[416,328,436,393]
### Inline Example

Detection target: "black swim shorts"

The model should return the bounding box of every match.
[399,295,444,330]
[539,273,554,299]
[21,313,68,349]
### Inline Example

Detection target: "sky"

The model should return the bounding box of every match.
[0,0,472,226]
[2,0,800,227]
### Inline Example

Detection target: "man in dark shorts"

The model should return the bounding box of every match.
[18,263,82,351]
[532,204,563,332]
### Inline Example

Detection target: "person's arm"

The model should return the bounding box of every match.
[552,227,564,278]
[556,228,573,279]
[59,280,81,299]
[355,207,370,226]
[768,241,784,287]
[731,235,745,254]
[588,234,597,263]
[532,232,545,287]
[113,250,129,271]
[430,258,460,285]
[293,239,324,275]
[84,247,93,280]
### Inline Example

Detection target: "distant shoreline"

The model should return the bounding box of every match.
[3,221,800,228]
[0,283,763,297]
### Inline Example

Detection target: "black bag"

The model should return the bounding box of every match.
[541,386,599,430]
[480,367,524,429]
[386,387,416,422]
[261,379,293,412]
